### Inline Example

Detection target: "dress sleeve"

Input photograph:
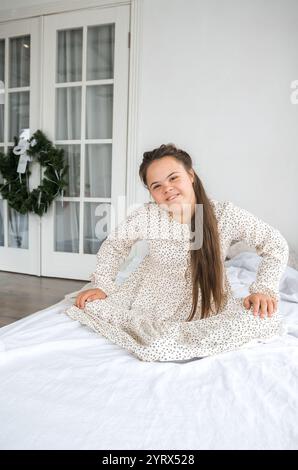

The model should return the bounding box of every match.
[221,200,289,302]
[89,204,147,296]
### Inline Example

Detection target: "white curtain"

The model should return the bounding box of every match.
[8,207,28,248]
[2,25,114,253]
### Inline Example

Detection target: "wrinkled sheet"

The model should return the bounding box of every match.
[0,251,297,450]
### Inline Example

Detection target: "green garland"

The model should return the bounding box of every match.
[0,129,69,217]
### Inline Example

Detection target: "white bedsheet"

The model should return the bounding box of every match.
[0,251,297,450]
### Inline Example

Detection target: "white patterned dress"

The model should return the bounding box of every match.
[64,199,289,362]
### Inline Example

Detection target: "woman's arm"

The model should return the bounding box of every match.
[221,200,289,302]
[89,204,147,296]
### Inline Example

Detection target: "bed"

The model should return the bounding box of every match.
[0,251,297,450]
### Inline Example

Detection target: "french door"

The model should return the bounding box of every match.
[0,4,130,280]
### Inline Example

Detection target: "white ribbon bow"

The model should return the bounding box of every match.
[13,129,33,175]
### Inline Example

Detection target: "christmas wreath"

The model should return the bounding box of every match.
[0,129,68,216]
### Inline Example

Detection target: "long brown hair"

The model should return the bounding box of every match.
[139,143,227,321]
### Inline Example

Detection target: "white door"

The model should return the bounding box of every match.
[0,18,41,275]
[41,5,130,280]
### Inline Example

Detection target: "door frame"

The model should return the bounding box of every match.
[0,0,143,212]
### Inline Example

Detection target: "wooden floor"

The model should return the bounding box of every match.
[0,271,86,328]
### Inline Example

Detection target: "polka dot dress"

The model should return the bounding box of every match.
[64,199,289,362]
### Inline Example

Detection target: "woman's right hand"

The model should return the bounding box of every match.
[75,288,107,309]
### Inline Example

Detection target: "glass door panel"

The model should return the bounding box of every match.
[56,28,83,83]
[86,24,115,80]
[55,200,80,253]
[42,6,129,279]
[0,18,40,275]
[85,143,112,198]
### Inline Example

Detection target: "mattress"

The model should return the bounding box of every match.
[0,251,297,450]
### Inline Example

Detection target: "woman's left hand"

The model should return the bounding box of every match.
[243,293,278,319]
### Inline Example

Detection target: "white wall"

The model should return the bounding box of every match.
[1,0,297,253]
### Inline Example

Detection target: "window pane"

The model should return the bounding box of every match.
[84,202,111,254]
[85,144,112,197]
[86,85,113,139]
[56,87,81,140]
[56,28,83,83]
[56,144,80,197]
[9,35,30,88]
[87,24,115,80]
[55,201,79,253]
[9,91,29,141]
[8,206,28,249]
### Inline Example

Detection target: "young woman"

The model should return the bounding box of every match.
[64,143,289,362]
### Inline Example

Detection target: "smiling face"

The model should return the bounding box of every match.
[146,156,196,217]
